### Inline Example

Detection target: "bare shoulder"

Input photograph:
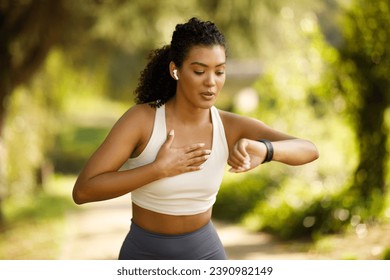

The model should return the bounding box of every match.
[83,103,156,166]
[217,108,292,142]
[113,103,154,131]
[110,103,154,140]
[121,103,155,122]
[218,109,245,123]
[217,109,254,146]
[218,109,265,133]
[218,108,262,122]
[112,103,156,156]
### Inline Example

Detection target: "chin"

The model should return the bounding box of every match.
[198,97,217,108]
[198,101,216,109]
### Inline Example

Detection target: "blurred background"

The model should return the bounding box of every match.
[1,0,389,260]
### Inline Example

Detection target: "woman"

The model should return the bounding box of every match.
[72,17,319,260]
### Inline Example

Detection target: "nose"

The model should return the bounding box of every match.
[205,73,216,87]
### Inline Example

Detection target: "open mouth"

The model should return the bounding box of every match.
[201,92,215,97]
[201,92,215,100]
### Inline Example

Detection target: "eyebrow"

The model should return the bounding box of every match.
[190,62,226,67]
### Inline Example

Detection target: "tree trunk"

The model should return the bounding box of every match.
[0,0,67,229]
[0,50,11,230]
[0,111,6,230]
[339,0,390,218]
[351,80,388,217]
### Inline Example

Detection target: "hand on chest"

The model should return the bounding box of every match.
[167,124,213,150]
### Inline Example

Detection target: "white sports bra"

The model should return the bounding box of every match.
[125,104,228,215]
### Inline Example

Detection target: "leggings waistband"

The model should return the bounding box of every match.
[119,220,227,260]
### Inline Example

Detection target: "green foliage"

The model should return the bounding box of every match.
[243,190,346,240]
[213,171,282,222]
[3,49,83,197]
[213,1,390,240]
[2,47,125,196]
[217,165,353,240]
[2,0,390,244]
[334,0,390,219]
[382,246,390,260]
[52,125,110,174]
[5,192,74,224]
[3,85,58,197]
[0,175,76,259]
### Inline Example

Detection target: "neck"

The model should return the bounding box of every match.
[167,97,211,125]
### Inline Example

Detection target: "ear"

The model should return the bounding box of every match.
[169,61,179,80]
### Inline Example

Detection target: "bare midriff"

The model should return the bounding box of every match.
[131,203,212,235]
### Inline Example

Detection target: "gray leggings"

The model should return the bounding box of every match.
[118,220,227,260]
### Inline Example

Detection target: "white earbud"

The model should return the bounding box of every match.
[173,69,179,80]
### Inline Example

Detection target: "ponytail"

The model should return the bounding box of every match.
[134,45,176,107]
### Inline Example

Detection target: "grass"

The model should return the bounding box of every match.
[0,175,77,260]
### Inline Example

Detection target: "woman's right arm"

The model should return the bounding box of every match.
[72,105,208,204]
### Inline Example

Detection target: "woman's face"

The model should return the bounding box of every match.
[176,45,226,109]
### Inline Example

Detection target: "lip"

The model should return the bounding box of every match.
[201,91,216,96]
[200,92,216,100]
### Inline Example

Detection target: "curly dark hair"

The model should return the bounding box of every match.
[134,17,227,107]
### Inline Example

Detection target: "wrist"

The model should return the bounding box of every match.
[150,161,167,180]
[258,139,274,163]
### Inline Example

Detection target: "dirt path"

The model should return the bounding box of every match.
[59,194,390,260]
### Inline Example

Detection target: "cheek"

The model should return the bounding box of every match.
[217,77,226,88]
[184,73,201,83]
[179,77,201,93]
[187,78,202,89]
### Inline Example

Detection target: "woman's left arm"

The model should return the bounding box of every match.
[220,110,319,172]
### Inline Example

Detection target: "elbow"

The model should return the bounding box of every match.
[313,148,320,161]
[72,183,89,205]
[308,141,319,162]
[294,141,319,166]
[313,141,320,159]
[72,190,85,205]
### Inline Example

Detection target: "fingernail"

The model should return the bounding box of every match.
[169,130,174,136]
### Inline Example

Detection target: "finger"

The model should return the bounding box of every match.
[228,151,244,165]
[184,143,206,153]
[188,149,211,159]
[228,160,251,172]
[229,148,250,167]
[187,154,210,166]
[228,167,240,173]
[185,164,205,172]
[228,157,241,168]
[228,153,250,171]
[228,166,246,173]
[228,162,249,173]
[162,129,175,148]
[236,141,250,161]
[184,149,211,167]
